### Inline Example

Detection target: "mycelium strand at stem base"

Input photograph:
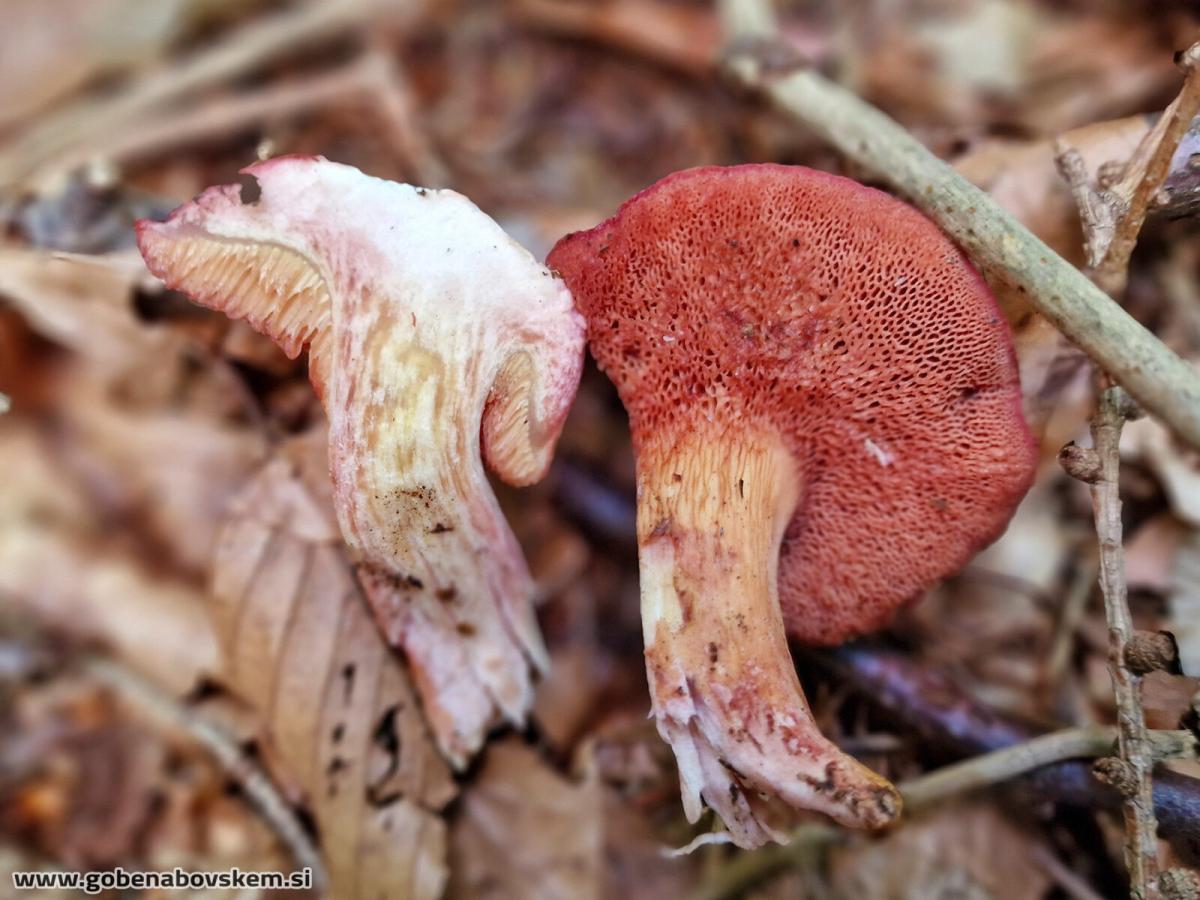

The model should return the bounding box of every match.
[637,432,900,847]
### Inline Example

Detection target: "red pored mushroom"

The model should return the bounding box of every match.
[137,157,585,767]
[548,164,1036,846]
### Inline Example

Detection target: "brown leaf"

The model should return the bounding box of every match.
[210,428,455,900]
[449,739,601,900]
[0,424,220,694]
[827,801,1052,900]
[510,0,721,76]
[0,0,188,130]
[1126,514,1185,594]
[1169,530,1200,676]
[55,369,267,577]
[0,248,171,367]
[1124,405,1200,528]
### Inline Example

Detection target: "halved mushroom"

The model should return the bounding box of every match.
[548,164,1036,846]
[138,156,586,767]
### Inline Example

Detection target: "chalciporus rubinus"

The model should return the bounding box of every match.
[548,164,1036,847]
[137,156,586,769]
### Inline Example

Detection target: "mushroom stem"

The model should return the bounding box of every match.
[637,433,900,847]
[327,313,552,768]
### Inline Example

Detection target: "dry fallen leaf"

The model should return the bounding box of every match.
[511,0,721,76]
[1125,514,1185,595]
[1124,408,1200,529]
[1170,530,1200,676]
[827,801,1052,900]
[0,0,191,131]
[0,423,219,694]
[448,739,602,900]
[54,368,266,577]
[0,249,171,367]
[210,428,456,900]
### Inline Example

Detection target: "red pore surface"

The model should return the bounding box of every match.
[549,164,1037,645]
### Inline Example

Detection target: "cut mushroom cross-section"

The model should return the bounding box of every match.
[138,156,586,767]
[548,164,1036,847]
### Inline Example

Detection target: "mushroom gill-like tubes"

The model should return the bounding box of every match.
[137,156,585,767]
[548,164,1036,847]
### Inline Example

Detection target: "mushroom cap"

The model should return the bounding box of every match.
[136,156,586,765]
[136,155,585,486]
[548,164,1037,645]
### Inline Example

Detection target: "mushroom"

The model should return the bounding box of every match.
[547,164,1036,846]
[137,156,586,767]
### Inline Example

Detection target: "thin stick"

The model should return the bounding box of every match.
[1045,553,1098,687]
[823,644,1200,841]
[1094,45,1200,294]
[688,726,1193,900]
[1056,54,1195,890]
[902,726,1192,815]
[85,657,328,891]
[1088,387,1161,900]
[1031,843,1109,900]
[45,50,447,187]
[899,726,1113,813]
[1053,45,1200,900]
[1053,143,1121,270]
[49,57,384,175]
[511,4,1200,226]
[717,0,1200,451]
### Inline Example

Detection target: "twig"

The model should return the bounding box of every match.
[1056,54,1195,888]
[1053,144,1123,270]
[1094,45,1200,294]
[0,0,403,188]
[1045,552,1099,688]
[902,726,1192,815]
[47,56,385,176]
[84,656,328,891]
[821,645,1200,846]
[1031,843,1109,900]
[687,824,832,900]
[511,7,1200,227]
[688,725,1195,900]
[717,0,1200,451]
[1160,116,1200,219]
[359,45,451,187]
[1052,45,1200,900]
[1074,386,1161,900]
[42,49,447,188]
[1055,44,1200,295]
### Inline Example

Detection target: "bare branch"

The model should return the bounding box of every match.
[1093,44,1200,294]
[902,727,1194,815]
[1065,387,1161,899]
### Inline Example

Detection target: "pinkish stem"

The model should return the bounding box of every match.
[637,433,900,847]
